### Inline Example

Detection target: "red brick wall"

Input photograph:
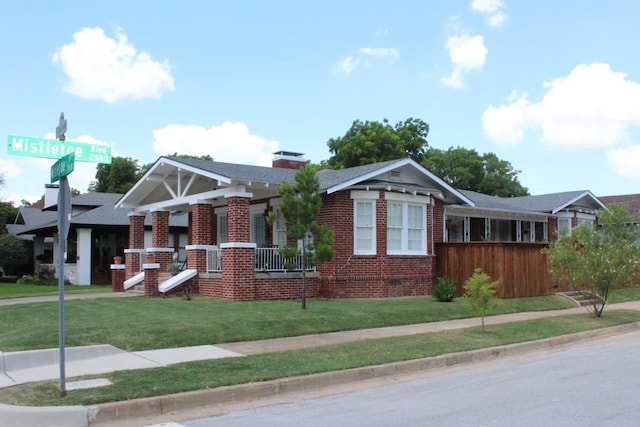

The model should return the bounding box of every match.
[151,210,169,247]
[317,190,435,299]
[191,204,212,245]
[272,158,307,169]
[198,275,319,300]
[129,214,145,249]
[227,197,250,242]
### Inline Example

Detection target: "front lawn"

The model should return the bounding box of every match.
[0,283,111,299]
[0,295,575,351]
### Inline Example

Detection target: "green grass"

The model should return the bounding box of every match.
[1,309,638,407]
[0,295,576,351]
[0,283,111,299]
[609,286,640,303]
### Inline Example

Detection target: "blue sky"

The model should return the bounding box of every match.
[2,0,640,206]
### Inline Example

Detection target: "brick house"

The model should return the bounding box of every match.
[114,152,608,300]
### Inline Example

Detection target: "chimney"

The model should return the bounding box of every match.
[44,184,59,210]
[272,151,308,170]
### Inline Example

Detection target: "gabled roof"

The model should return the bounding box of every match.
[455,189,607,216]
[116,156,473,212]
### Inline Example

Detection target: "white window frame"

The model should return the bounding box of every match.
[215,207,228,244]
[385,192,428,255]
[250,203,267,246]
[351,190,378,255]
[556,212,573,237]
[270,198,288,247]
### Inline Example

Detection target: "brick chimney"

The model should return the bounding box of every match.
[272,151,308,170]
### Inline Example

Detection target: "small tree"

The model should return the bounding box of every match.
[270,164,335,309]
[544,204,640,317]
[463,268,499,333]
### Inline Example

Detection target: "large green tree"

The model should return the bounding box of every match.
[88,157,142,193]
[327,118,429,168]
[544,204,640,317]
[326,118,528,197]
[422,147,528,197]
[269,164,335,309]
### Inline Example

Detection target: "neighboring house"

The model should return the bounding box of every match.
[5,206,57,277]
[113,152,609,300]
[598,194,640,214]
[12,191,188,285]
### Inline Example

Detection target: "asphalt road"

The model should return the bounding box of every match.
[172,330,640,427]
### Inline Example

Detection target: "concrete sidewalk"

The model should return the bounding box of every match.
[1,296,640,426]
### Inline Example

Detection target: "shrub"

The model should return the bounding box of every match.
[432,276,457,302]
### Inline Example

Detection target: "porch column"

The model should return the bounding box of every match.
[221,194,256,300]
[125,213,145,280]
[151,209,172,271]
[188,202,213,274]
[76,228,92,285]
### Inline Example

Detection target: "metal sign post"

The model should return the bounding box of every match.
[54,112,72,398]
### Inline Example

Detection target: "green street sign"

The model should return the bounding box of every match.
[7,135,112,164]
[51,153,75,183]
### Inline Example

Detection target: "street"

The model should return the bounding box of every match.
[167,331,640,427]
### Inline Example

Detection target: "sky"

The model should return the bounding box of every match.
[1,0,640,207]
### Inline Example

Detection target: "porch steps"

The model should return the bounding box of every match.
[557,291,603,307]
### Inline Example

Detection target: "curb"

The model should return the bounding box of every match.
[2,322,638,427]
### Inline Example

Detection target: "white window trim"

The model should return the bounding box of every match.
[351,190,378,255]
[556,212,573,236]
[385,192,427,255]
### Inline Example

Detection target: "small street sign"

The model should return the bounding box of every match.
[7,135,112,164]
[51,152,75,183]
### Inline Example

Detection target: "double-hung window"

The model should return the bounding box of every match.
[385,193,427,255]
[351,191,378,255]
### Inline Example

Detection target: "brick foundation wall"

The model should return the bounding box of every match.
[198,274,319,300]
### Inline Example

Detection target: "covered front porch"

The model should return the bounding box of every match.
[113,154,318,300]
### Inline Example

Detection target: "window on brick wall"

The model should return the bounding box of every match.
[351,190,378,255]
[218,214,228,244]
[386,192,427,255]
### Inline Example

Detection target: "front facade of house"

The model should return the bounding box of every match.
[114,152,608,300]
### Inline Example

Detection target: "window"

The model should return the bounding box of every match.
[557,217,571,237]
[250,204,267,247]
[217,213,228,244]
[352,191,378,255]
[385,193,427,255]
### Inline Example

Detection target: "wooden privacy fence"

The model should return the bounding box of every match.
[435,242,560,298]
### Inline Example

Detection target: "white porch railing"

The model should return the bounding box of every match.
[206,248,222,272]
[255,247,315,272]
[204,246,315,272]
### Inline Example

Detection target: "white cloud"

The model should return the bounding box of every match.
[358,47,400,60]
[442,34,487,89]
[333,47,399,77]
[333,56,361,77]
[53,27,175,103]
[151,122,280,166]
[482,63,640,148]
[608,145,640,180]
[471,0,507,27]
